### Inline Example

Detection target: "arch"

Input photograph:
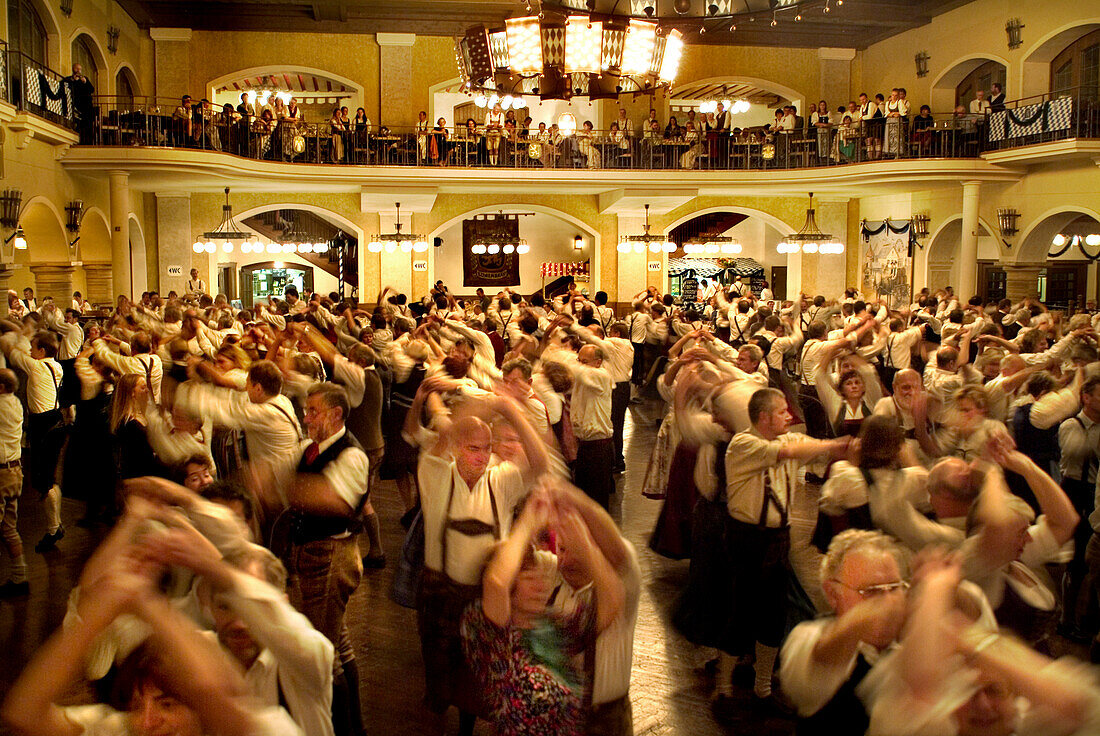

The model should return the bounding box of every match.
[929,53,1010,111]
[78,206,112,262]
[670,75,807,113]
[67,28,108,80]
[207,65,364,107]
[1016,205,1100,263]
[19,196,69,264]
[921,214,996,290]
[426,204,601,291]
[113,62,142,101]
[661,204,798,237]
[1023,20,1100,65]
[128,214,148,295]
[428,77,463,126]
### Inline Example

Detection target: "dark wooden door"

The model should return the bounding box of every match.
[771,266,787,301]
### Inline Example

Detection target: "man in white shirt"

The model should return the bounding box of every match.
[42,304,84,413]
[0,326,65,551]
[20,287,37,314]
[187,268,208,297]
[571,320,634,473]
[969,89,990,115]
[93,331,164,405]
[566,339,616,509]
[0,369,26,597]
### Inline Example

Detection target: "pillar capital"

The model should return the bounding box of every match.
[29,262,76,301]
[149,27,193,42]
[375,33,416,47]
[82,262,115,306]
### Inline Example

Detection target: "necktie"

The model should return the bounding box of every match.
[304,441,320,466]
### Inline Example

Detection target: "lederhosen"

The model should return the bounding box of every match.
[1060,416,1097,629]
[418,473,501,716]
[729,314,748,348]
[812,467,875,554]
[995,562,1058,650]
[628,314,646,385]
[797,341,830,439]
[797,652,873,736]
[1008,403,1061,514]
[27,362,64,496]
[722,460,792,653]
[877,334,899,389]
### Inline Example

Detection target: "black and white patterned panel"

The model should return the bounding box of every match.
[601,27,625,70]
[989,97,1074,142]
[23,64,74,120]
[541,25,565,67]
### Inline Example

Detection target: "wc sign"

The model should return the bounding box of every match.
[413,261,428,271]
[647,261,662,271]
[167,265,183,276]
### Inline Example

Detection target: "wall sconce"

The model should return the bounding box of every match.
[59,0,73,16]
[915,51,930,78]
[65,200,83,252]
[3,228,27,252]
[997,207,1020,239]
[107,26,120,55]
[1005,18,1024,50]
[0,190,21,230]
[573,235,584,251]
[911,213,930,239]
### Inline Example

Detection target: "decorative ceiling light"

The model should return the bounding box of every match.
[777,193,845,255]
[367,203,426,254]
[469,212,533,255]
[3,227,26,251]
[683,236,742,255]
[565,16,603,73]
[458,5,682,102]
[193,187,251,254]
[1050,218,1100,259]
[997,208,1021,238]
[617,204,675,254]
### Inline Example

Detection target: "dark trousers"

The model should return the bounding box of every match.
[586,695,633,736]
[611,381,630,466]
[722,519,790,654]
[574,437,615,509]
[27,409,63,495]
[630,342,646,385]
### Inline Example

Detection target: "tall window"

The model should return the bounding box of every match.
[70,34,98,85]
[116,68,136,110]
[1050,28,1100,102]
[7,0,48,64]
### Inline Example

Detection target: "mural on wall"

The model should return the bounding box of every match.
[860,220,915,310]
[462,216,521,287]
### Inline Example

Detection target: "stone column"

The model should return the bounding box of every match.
[109,170,132,298]
[616,216,647,313]
[0,264,17,295]
[376,33,415,127]
[815,197,850,298]
[818,48,855,112]
[156,192,192,297]
[958,181,982,299]
[30,263,76,301]
[1004,262,1044,301]
[82,262,114,305]
[151,28,193,102]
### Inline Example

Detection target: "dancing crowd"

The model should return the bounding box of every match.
[1,272,1100,736]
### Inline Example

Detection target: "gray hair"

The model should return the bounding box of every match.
[819,529,907,593]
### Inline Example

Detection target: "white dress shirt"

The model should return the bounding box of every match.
[0,393,22,463]
[566,360,613,441]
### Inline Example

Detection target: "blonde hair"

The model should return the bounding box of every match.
[110,373,148,432]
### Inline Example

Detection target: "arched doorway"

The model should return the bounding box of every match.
[663,210,789,298]
[208,67,364,122]
[930,54,1010,112]
[923,216,997,296]
[1021,20,1100,99]
[427,206,599,298]
[1015,208,1100,308]
[129,215,148,296]
[669,76,807,127]
[69,31,105,87]
[115,65,140,110]
[230,203,364,307]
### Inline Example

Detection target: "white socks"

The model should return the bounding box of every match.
[45,485,61,533]
[716,652,736,697]
[754,642,779,698]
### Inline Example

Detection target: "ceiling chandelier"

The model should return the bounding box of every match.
[469,212,533,255]
[1050,217,1100,260]
[192,188,260,254]
[698,98,751,114]
[682,235,742,255]
[456,6,684,102]
[776,193,845,255]
[617,204,675,254]
[368,203,428,254]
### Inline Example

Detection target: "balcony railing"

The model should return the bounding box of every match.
[55,88,1100,167]
[3,47,79,130]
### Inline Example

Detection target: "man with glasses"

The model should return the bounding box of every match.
[779,529,909,734]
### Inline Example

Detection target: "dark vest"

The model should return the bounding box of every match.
[796,651,872,736]
[290,430,368,542]
[1013,402,1060,468]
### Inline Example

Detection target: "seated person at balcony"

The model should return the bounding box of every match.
[485,104,504,165]
[503,119,519,163]
[64,63,95,144]
[912,105,935,148]
[646,107,660,132]
[194,99,221,150]
[173,95,194,144]
[835,102,859,161]
[776,106,797,131]
[609,122,629,166]
[969,89,991,116]
[187,269,207,298]
[642,120,664,166]
[664,116,682,140]
[329,106,346,163]
[616,107,635,139]
[533,122,552,168]
[684,107,698,130]
[520,116,532,139]
[680,121,703,169]
[460,118,483,165]
[989,82,1006,112]
[430,117,450,165]
[577,120,601,169]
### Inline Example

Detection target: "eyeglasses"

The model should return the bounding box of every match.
[831,580,909,598]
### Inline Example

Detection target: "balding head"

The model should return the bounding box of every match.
[452,415,493,485]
